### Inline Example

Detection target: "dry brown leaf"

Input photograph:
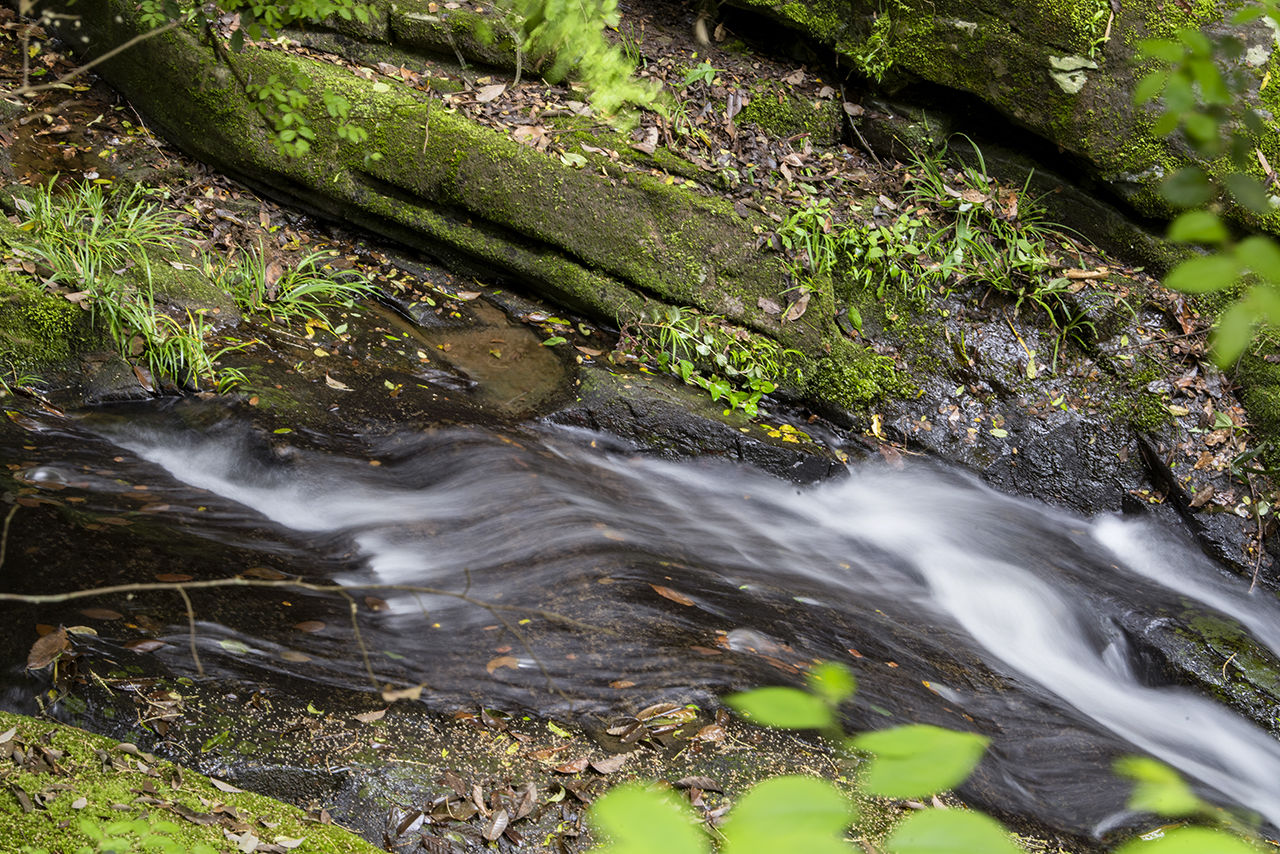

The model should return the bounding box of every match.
[486,655,519,674]
[364,596,389,612]
[154,573,193,582]
[125,639,167,653]
[553,757,590,774]
[757,296,782,315]
[242,566,287,580]
[475,83,506,102]
[324,373,352,391]
[79,608,123,621]
[783,68,805,85]
[649,584,694,606]
[280,650,311,663]
[210,778,244,793]
[26,627,68,669]
[590,753,628,774]
[353,708,387,724]
[781,291,810,324]
[482,808,510,842]
[293,620,326,633]
[381,683,426,702]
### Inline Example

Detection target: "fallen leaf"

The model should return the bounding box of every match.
[381,683,425,702]
[353,708,387,724]
[125,639,167,653]
[474,83,506,102]
[650,584,694,606]
[486,655,519,674]
[783,68,806,85]
[554,757,590,774]
[591,754,628,774]
[1189,484,1215,508]
[280,650,311,663]
[609,679,636,689]
[273,838,306,850]
[324,373,352,391]
[79,608,123,621]
[781,291,810,323]
[293,620,326,633]
[364,596,389,612]
[210,778,244,793]
[482,808,510,842]
[242,566,287,580]
[154,573,193,582]
[757,296,782,315]
[26,628,68,669]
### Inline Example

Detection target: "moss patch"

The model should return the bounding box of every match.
[0,709,380,854]
[0,269,103,378]
[738,80,844,145]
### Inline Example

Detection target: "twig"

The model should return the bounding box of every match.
[175,585,202,676]
[0,577,615,633]
[1222,651,1237,680]
[336,588,377,687]
[0,504,18,573]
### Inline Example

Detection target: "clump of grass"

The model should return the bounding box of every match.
[214,243,374,328]
[9,180,242,391]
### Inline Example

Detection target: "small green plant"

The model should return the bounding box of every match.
[589,663,1262,854]
[215,244,374,329]
[680,60,718,88]
[899,140,1085,322]
[621,306,800,417]
[852,9,895,83]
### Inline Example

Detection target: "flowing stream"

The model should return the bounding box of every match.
[5,399,1280,837]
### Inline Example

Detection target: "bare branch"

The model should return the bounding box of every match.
[174,584,203,676]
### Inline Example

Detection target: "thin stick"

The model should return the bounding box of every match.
[337,588,377,688]
[175,585,203,676]
[0,577,614,634]
[0,504,18,573]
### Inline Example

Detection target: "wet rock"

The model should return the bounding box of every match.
[548,364,846,483]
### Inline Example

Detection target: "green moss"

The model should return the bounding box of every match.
[802,338,913,410]
[0,710,380,854]
[1125,389,1175,430]
[738,81,844,145]
[0,270,104,376]
[1236,348,1280,445]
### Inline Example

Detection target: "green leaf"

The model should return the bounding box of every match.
[851,725,989,798]
[727,686,835,729]
[1152,110,1180,137]
[1160,167,1212,207]
[1210,298,1257,367]
[721,776,856,854]
[1114,826,1259,854]
[884,809,1021,854]
[1167,210,1228,245]
[1233,6,1265,24]
[541,336,567,346]
[1235,236,1280,282]
[806,662,857,705]
[1115,757,1202,817]
[1133,69,1168,105]
[590,784,709,854]
[1164,253,1240,293]
[1138,38,1183,63]
[1183,111,1220,149]
[1224,173,1273,215]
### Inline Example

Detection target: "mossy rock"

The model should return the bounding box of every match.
[727,0,1280,235]
[0,709,381,853]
